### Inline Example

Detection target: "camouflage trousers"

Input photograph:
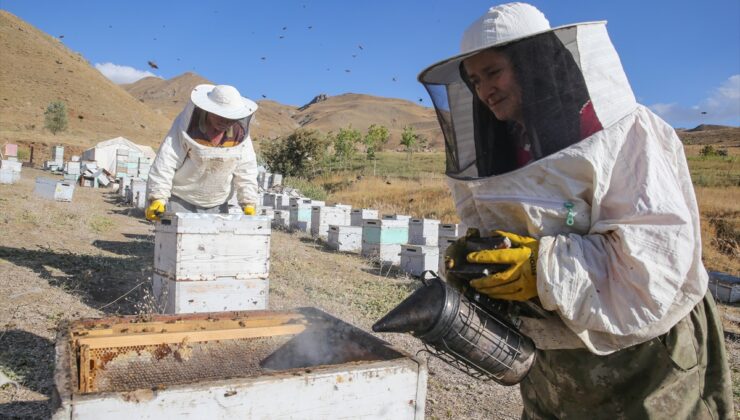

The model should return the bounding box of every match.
[520,293,734,419]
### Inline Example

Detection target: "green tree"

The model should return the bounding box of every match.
[44,101,68,135]
[332,126,361,170]
[363,124,390,160]
[400,125,420,161]
[261,129,328,179]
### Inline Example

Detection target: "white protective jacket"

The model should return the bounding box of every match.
[147,102,259,208]
[441,24,708,355]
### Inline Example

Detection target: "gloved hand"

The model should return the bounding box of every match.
[145,199,166,221]
[466,230,539,301]
[242,205,256,216]
[443,228,488,290]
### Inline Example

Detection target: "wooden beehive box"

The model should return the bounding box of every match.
[52,309,427,419]
[361,219,409,265]
[327,225,363,253]
[153,214,271,313]
[311,206,352,239]
[399,245,440,277]
[408,218,440,246]
[350,208,379,226]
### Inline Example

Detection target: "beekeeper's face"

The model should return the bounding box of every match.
[206,112,240,132]
[463,48,523,124]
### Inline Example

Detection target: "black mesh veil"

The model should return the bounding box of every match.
[422,29,601,178]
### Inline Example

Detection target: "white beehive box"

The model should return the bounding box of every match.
[65,161,81,175]
[272,209,290,230]
[154,214,271,281]
[409,218,440,246]
[1,159,22,172]
[0,168,19,184]
[438,235,459,276]
[274,193,290,210]
[311,205,352,239]
[52,309,427,420]
[270,173,283,187]
[262,193,277,208]
[439,223,466,238]
[382,214,411,221]
[289,202,313,232]
[400,245,440,277]
[130,179,147,209]
[260,207,275,220]
[361,219,409,265]
[327,225,363,253]
[152,274,268,313]
[708,272,739,303]
[34,177,75,202]
[351,208,379,226]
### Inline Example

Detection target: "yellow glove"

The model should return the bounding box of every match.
[145,199,166,221]
[242,205,256,216]
[466,230,539,301]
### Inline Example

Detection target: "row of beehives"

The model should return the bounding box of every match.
[256,192,465,277]
[114,175,148,208]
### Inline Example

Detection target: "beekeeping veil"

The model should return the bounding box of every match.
[189,84,257,140]
[419,3,635,179]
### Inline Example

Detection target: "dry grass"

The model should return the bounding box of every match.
[695,186,740,274]
[322,173,459,223]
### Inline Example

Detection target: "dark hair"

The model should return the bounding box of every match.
[460,32,592,176]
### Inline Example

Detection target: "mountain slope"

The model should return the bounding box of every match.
[0,10,172,151]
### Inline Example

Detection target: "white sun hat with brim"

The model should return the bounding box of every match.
[190,84,258,120]
[418,2,592,84]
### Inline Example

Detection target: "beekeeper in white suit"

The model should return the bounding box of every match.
[421,3,732,418]
[146,84,259,220]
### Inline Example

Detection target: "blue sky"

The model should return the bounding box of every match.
[2,0,738,128]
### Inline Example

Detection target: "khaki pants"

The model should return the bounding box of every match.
[520,293,734,420]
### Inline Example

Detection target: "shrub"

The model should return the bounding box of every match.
[261,129,328,179]
[44,101,68,135]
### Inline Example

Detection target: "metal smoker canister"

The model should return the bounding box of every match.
[372,274,535,385]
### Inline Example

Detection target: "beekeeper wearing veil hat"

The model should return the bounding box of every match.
[146,84,259,220]
[419,2,732,418]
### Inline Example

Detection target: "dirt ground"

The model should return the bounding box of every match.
[0,168,737,419]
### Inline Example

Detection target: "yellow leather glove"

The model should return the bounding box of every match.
[145,199,166,221]
[466,230,539,301]
[242,205,256,216]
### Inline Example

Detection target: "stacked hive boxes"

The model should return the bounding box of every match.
[311,205,351,239]
[115,148,140,178]
[361,219,409,265]
[152,213,271,314]
[138,156,152,180]
[45,145,64,171]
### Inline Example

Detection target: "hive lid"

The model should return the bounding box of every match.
[155,213,272,234]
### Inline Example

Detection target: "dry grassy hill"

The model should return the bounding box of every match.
[123,75,302,140]
[0,10,171,158]
[293,93,442,149]
[121,72,212,119]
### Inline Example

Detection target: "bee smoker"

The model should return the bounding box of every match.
[372,236,536,386]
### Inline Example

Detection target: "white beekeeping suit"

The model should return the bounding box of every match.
[147,84,259,210]
[419,4,706,355]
